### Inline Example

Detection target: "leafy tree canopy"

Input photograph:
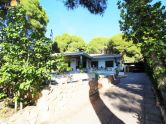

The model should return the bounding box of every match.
[54,33,86,53]
[0,0,48,38]
[108,34,142,63]
[64,0,108,14]
[87,37,110,54]
[0,0,11,14]
[0,1,53,105]
[117,0,166,89]
[20,0,49,35]
[86,34,142,63]
[117,0,166,42]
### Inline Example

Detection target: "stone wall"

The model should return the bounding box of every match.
[37,81,90,124]
[0,75,114,124]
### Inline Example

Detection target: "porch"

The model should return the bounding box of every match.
[65,52,92,72]
[65,52,123,73]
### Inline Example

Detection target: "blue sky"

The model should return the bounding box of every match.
[40,0,121,42]
[40,0,166,42]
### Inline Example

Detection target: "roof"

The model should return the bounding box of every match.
[64,52,92,58]
[64,52,122,59]
[90,54,122,59]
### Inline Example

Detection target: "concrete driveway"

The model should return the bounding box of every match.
[56,73,164,124]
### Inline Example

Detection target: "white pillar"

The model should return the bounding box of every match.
[70,59,76,71]
[113,60,116,70]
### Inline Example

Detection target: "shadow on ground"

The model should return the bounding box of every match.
[89,79,124,124]
[102,73,164,124]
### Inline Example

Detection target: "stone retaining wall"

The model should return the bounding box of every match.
[0,75,114,124]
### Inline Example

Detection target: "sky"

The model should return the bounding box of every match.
[40,0,121,42]
[40,0,166,42]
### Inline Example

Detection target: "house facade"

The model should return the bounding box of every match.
[64,52,122,72]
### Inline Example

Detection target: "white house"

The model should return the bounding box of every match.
[64,52,122,72]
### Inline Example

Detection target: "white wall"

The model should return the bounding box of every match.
[113,60,116,69]
[70,58,76,71]
[97,59,118,70]
[69,58,121,71]
[86,59,91,69]
[98,60,106,68]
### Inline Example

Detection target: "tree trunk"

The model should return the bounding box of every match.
[20,102,23,110]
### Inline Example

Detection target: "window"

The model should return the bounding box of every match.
[105,61,113,67]
[91,61,98,68]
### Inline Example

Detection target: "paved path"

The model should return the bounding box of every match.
[56,73,164,124]
[100,73,164,124]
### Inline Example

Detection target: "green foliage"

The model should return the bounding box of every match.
[118,0,166,89]
[64,0,108,15]
[87,37,110,54]
[118,0,166,42]
[0,0,48,39]
[0,92,7,99]
[86,34,142,63]
[0,0,11,19]
[107,34,142,63]
[142,41,166,89]
[19,0,48,37]
[54,33,86,53]
[52,54,71,74]
[0,3,52,104]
